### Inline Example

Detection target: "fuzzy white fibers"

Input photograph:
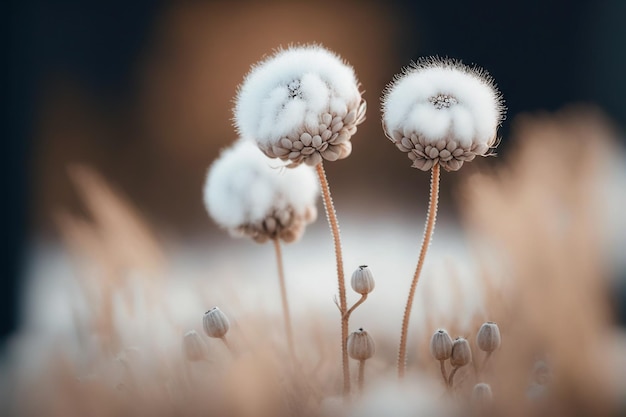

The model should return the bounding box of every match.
[234,45,362,145]
[382,58,505,149]
[203,140,318,234]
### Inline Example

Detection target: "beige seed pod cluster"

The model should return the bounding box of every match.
[262,104,367,167]
[350,265,375,295]
[347,328,376,361]
[202,307,230,339]
[450,337,472,368]
[236,206,317,244]
[430,329,453,361]
[476,322,501,353]
[182,330,206,362]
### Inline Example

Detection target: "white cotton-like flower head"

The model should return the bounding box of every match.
[381,57,505,171]
[203,140,319,243]
[234,44,366,167]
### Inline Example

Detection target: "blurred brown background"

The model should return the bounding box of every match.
[6,0,626,340]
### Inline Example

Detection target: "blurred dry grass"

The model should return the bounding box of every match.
[9,109,625,416]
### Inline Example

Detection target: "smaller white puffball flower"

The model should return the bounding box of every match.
[381,57,505,171]
[203,140,318,243]
[234,44,366,167]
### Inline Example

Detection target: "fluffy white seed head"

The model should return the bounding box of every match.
[234,44,366,166]
[202,307,230,338]
[203,140,319,243]
[381,57,505,171]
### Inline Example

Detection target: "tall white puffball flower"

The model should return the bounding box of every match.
[234,44,366,167]
[203,140,319,243]
[381,57,505,171]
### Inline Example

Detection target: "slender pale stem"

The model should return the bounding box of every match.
[315,162,350,396]
[480,351,493,375]
[439,360,448,386]
[448,366,460,388]
[358,360,366,393]
[273,238,296,364]
[397,163,441,378]
[220,336,235,355]
[344,294,368,320]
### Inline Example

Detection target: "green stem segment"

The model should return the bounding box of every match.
[397,163,441,378]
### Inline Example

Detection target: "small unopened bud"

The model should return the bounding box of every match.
[476,322,501,353]
[347,328,375,361]
[182,330,206,361]
[532,360,552,385]
[203,307,230,338]
[472,383,493,406]
[350,265,375,295]
[450,337,472,367]
[430,328,453,361]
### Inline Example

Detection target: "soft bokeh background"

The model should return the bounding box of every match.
[6,0,626,361]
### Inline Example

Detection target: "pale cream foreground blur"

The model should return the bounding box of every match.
[6,109,626,416]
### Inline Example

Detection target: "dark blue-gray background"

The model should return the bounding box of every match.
[5,0,626,344]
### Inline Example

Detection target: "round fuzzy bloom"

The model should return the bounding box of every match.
[234,44,366,167]
[204,140,318,243]
[381,57,505,172]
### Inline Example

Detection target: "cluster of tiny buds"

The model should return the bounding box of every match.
[350,265,375,295]
[429,329,473,367]
[476,322,501,353]
[429,94,458,109]
[347,328,375,361]
[202,307,230,339]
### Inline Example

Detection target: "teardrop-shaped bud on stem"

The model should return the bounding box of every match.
[350,265,375,295]
[476,322,501,353]
[430,329,453,361]
[203,307,230,338]
[472,383,493,405]
[182,330,206,362]
[347,328,376,361]
[450,337,472,368]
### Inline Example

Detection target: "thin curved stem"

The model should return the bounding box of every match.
[273,238,296,365]
[448,366,460,388]
[397,163,441,378]
[316,162,350,396]
[220,335,235,355]
[343,294,368,320]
